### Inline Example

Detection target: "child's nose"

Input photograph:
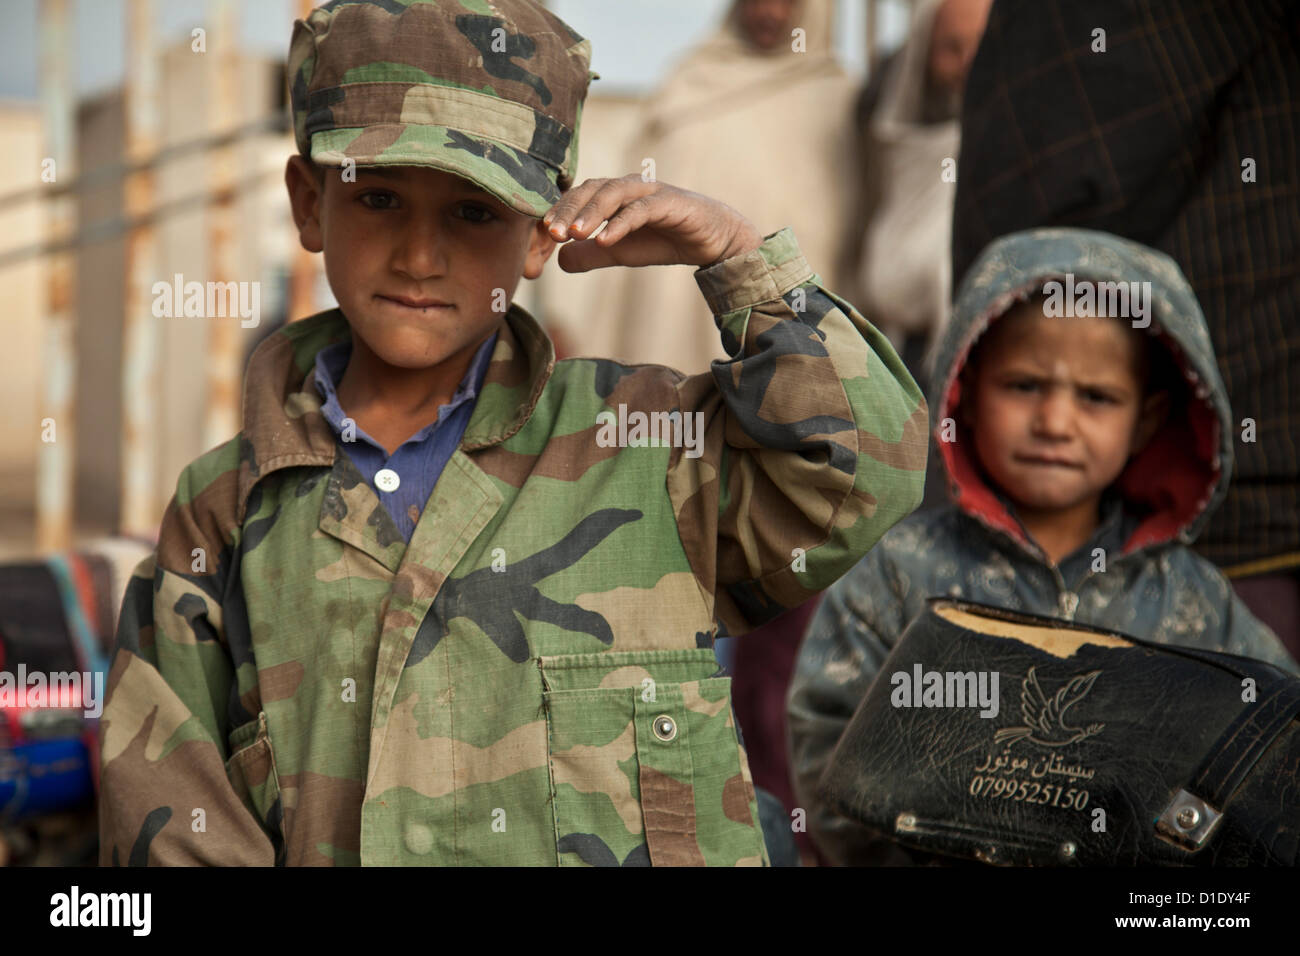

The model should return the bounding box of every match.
[1033,390,1075,436]
[390,216,448,279]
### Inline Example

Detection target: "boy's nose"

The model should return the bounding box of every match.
[390,216,449,280]
[1032,390,1075,437]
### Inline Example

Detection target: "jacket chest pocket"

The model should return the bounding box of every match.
[540,649,767,867]
[225,711,284,848]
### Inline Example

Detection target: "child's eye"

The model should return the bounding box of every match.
[457,203,497,224]
[359,191,399,211]
[1081,388,1116,404]
[1007,379,1040,393]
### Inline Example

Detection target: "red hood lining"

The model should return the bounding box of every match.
[935,291,1222,558]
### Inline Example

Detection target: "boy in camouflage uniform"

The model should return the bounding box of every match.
[98,0,928,866]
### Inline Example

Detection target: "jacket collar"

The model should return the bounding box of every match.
[236,305,554,522]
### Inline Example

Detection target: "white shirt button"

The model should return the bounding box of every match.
[375,468,400,493]
[1059,591,1079,618]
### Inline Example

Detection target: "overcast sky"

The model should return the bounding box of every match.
[0,0,910,103]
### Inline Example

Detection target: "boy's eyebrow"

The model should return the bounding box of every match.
[996,364,1135,392]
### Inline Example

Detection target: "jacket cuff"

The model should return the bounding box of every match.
[694,227,816,315]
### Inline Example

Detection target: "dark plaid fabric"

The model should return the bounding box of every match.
[952,0,1300,571]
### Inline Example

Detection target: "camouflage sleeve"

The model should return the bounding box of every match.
[786,549,908,865]
[98,452,276,866]
[671,226,928,635]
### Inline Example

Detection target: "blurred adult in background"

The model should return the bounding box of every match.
[838,0,990,520]
[951,0,1300,657]
[587,0,856,373]
[839,0,992,396]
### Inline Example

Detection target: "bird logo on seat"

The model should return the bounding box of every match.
[994,667,1105,749]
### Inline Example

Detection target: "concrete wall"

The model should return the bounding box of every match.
[70,45,294,540]
[0,101,44,559]
[74,89,126,538]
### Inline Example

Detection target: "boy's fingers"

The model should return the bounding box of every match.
[548,175,656,239]
[598,195,655,245]
[570,179,632,236]
[543,177,606,232]
[555,237,618,273]
[546,175,622,224]
[555,179,625,239]
[557,229,680,272]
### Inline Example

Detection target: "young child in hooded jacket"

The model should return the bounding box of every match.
[788,228,1297,866]
[96,0,928,866]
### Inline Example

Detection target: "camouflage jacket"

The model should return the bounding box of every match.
[788,229,1299,866]
[99,227,928,866]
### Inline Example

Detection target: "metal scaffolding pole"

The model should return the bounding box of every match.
[203,0,242,448]
[120,0,161,537]
[36,0,77,553]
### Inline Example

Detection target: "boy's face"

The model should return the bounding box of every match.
[964,301,1165,517]
[285,157,555,372]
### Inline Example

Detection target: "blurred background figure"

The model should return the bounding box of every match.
[839,0,991,397]
[572,0,858,373]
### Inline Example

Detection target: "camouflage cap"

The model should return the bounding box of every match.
[288,0,598,218]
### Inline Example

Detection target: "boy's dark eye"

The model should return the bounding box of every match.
[1081,388,1116,404]
[1007,379,1040,393]
[457,203,496,224]
[359,190,399,211]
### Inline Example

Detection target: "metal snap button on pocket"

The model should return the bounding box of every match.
[652,714,677,741]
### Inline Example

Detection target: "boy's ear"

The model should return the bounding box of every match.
[521,218,558,280]
[285,155,324,253]
[1131,389,1170,454]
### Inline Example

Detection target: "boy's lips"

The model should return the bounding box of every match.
[377,293,455,310]
[1015,454,1084,469]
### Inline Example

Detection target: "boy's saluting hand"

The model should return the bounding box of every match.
[543,173,764,273]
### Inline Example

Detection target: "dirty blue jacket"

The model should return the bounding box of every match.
[787,228,1298,865]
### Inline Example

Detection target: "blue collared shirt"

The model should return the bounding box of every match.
[312,333,497,543]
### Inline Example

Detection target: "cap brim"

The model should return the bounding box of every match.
[310,124,561,219]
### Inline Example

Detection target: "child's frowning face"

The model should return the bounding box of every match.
[964,300,1165,518]
[286,158,555,373]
